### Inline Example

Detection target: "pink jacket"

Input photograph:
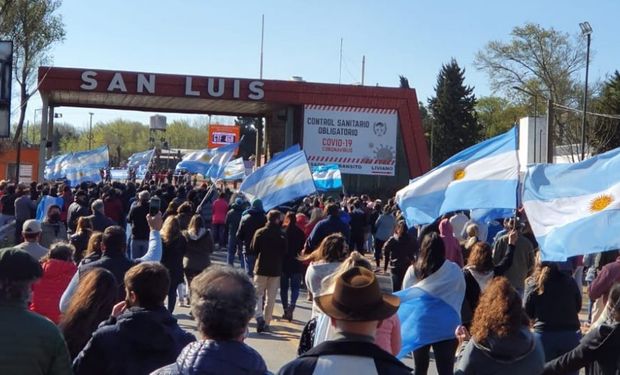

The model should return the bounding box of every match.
[375,314,401,356]
[211,198,229,225]
[439,219,464,267]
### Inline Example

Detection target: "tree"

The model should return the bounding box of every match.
[0,0,65,143]
[428,59,480,165]
[476,96,527,137]
[475,23,585,106]
[399,75,410,89]
[165,119,209,149]
[590,71,620,153]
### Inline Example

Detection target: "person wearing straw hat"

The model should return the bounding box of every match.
[278,267,411,375]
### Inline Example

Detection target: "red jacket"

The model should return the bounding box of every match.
[31,259,77,323]
[211,198,229,225]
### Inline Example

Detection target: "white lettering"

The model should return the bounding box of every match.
[80,71,98,90]
[233,79,240,98]
[248,81,264,100]
[207,78,225,97]
[137,74,156,94]
[184,76,199,96]
[107,73,127,92]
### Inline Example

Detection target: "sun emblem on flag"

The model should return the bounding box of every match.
[274,176,286,187]
[590,194,613,212]
[200,154,213,163]
[453,168,466,181]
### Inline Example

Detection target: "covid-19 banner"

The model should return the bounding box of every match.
[302,105,398,176]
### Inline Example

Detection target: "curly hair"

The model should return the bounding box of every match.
[470,277,529,343]
[466,242,494,272]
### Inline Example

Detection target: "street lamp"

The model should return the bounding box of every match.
[579,21,592,161]
[88,112,94,150]
[513,86,539,162]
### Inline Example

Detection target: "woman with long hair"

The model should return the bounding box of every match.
[161,216,187,312]
[305,206,324,238]
[70,217,93,263]
[30,243,77,323]
[524,255,582,373]
[383,220,416,292]
[301,233,348,317]
[461,231,517,328]
[455,277,544,374]
[59,268,117,360]
[79,231,103,266]
[401,232,465,375]
[280,212,306,322]
[182,214,213,296]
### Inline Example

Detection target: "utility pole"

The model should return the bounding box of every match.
[546,99,554,164]
[579,22,593,161]
[88,112,94,150]
[259,14,264,79]
[361,55,365,85]
[338,38,343,84]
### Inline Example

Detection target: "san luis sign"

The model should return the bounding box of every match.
[79,70,265,100]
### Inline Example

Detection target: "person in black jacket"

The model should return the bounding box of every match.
[543,283,620,375]
[383,220,417,292]
[161,216,187,313]
[152,266,268,375]
[280,212,305,322]
[66,190,90,235]
[461,231,517,328]
[85,199,115,233]
[348,200,368,253]
[236,199,266,277]
[525,258,582,371]
[73,262,195,375]
[225,198,246,267]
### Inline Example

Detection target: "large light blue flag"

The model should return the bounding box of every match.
[523,147,620,261]
[396,128,519,227]
[239,145,317,211]
[396,261,465,358]
[176,142,239,178]
[312,164,343,191]
[36,195,64,221]
[64,146,109,187]
[127,149,154,181]
[222,157,247,181]
[44,146,109,187]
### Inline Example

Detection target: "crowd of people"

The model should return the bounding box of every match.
[0,177,618,375]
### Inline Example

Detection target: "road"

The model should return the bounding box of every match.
[172,250,424,373]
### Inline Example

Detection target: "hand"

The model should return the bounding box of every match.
[508,229,518,246]
[455,325,470,343]
[111,301,127,317]
[147,212,163,231]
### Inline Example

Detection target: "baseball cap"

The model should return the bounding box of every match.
[22,219,41,234]
[0,248,43,281]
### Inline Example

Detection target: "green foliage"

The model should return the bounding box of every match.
[475,23,585,106]
[590,71,620,153]
[476,96,527,138]
[428,59,480,165]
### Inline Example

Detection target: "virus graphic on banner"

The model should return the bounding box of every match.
[374,145,395,161]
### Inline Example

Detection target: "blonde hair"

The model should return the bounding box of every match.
[161,216,181,243]
[527,252,554,295]
[320,251,372,293]
[466,224,479,238]
[309,207,324,225]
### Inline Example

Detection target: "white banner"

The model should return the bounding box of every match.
[303,105,398,176]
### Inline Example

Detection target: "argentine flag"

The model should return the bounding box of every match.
[523,147,620,261]
[312,164,343,191]
[396,261,465,357]
[222,157,247,181]
[36,195,65,221]
[64,146,109,187]
[176,141,239,178]
[396,128,519,226]
[240,145,317,211]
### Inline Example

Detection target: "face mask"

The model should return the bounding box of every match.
[49,213,61,222]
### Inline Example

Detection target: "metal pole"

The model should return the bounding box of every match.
[88,112,94,150]
[259,14,264,79]
[533,95,538,162]
[580,33,591,161]
[339,38,343,84]
[361,55,365,85]
[547,99,554,164]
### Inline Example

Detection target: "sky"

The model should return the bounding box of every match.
[19,0,620,130]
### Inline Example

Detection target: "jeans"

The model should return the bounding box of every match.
[213,223,226,248]
[131,239,149,259]
[534,330,580,375]
[244,253,256,278]
[227,233,245,268]
[254,275,280,325]
[280,272,302,310]
[412,338,458,375]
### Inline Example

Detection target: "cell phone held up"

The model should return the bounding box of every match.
[149,196,161,216]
